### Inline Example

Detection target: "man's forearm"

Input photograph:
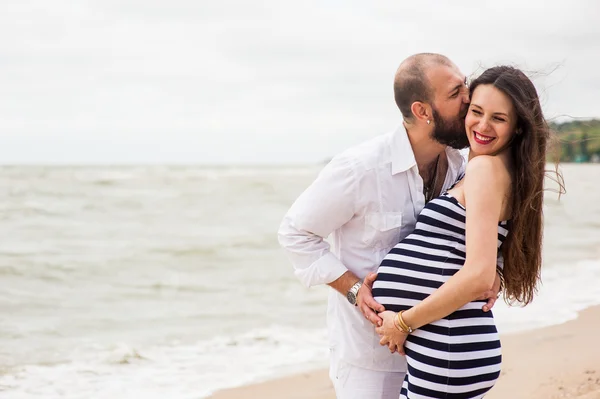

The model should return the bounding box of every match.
[327,270,361,296]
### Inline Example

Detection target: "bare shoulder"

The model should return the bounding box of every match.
[465,155,508,180]
[465,155,502,174]
[464,155,511,197]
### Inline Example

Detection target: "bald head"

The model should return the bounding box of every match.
[393,53,454,120]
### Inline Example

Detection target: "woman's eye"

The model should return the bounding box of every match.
[494,117,506,122]
[471,109,482,115]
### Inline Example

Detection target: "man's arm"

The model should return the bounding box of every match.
[328,270,361,296]
[278,155,360,292]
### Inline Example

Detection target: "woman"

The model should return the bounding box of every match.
[371,66,554,398]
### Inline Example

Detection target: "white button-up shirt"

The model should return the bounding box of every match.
[278,125,466,371]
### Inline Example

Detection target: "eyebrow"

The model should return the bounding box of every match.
[470,103,510,117]
[448,76,467,95]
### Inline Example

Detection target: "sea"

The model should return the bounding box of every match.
[0,163,599,398]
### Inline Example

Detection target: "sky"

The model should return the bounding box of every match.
[1,0,599,164]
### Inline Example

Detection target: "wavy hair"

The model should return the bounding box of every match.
[469,66,562,305]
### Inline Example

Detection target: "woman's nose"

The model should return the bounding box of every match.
[478,119,490,131]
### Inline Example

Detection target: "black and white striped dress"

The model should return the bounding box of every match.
[372,192,508,399]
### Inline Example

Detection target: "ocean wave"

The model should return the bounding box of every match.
[148,246,220,257]
[3,258,600,398]
[493,258,600,334]
[73,170,142,184]
[0,205,66,218]
[147,236,277,257]
[195,166,320,180]
[0,325,329,399]
[148,282,220,294]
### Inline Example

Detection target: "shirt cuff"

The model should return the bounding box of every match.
[294,251,348,288]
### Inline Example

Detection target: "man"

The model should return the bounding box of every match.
[278,53,501,398]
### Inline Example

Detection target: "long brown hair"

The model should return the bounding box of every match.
[469,66,559,305]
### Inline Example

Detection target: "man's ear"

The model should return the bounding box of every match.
[410,101,432,124]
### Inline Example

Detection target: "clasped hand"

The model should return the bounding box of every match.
[375,311,408,355]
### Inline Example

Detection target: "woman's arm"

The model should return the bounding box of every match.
[377,156,509,352]
[402,156,508,328]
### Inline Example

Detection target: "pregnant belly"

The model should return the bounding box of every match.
[371,278,431,313]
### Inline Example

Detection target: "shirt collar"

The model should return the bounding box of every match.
[390,124,417,175]
[390,124,466,176]
[445,146,467,175]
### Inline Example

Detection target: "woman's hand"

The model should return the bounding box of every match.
[375,311,409,355]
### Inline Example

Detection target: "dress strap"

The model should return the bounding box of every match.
[446,173,465,191]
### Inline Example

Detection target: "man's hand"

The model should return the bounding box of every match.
[357,272,385,327]
[477,271,502,312]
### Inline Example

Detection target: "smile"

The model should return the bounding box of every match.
[473,131,495,145]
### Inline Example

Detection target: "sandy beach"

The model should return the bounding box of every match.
[211,305,600,399]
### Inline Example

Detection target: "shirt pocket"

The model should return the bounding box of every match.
[362,212,403,249]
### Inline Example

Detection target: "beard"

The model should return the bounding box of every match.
[430,105,470,149]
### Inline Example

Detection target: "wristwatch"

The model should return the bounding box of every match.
[346,280,363,306]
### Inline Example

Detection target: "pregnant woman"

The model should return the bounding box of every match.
[372,66,556,398]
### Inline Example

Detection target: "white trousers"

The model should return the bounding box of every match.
[329,353,406,399]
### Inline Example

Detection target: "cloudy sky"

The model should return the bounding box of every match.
[1,0,599,164]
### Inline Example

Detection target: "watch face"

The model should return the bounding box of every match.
[347,291,356,305]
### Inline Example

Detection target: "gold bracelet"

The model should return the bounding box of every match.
[396,311,413,334]
[395,312,408,333]
[393,315,403,331]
